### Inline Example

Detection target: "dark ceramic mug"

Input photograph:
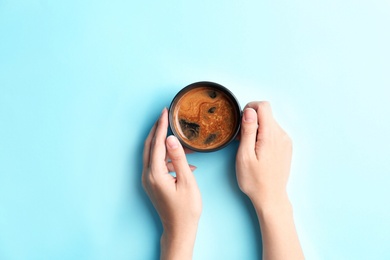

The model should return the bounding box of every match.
[169,81,241,152]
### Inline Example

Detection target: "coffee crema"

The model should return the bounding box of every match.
[171,86,238,150]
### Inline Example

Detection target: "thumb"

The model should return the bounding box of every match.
[238,108,258,154]
[166,135,193,184]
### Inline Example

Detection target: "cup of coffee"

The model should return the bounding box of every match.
[169,81,241,152]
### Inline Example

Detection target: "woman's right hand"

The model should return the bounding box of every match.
[236,101,304,260]
[236,101,293,207]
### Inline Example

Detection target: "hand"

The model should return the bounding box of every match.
[142,108,202,260]
[236,101,304,260]
[236,101,292,206]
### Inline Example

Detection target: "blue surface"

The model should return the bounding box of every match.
[1,1,390,259]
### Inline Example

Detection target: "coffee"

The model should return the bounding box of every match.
[171,85,239,151]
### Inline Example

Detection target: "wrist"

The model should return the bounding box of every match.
[162,222,199,239]
[160,224,199,260]
[162,218,199,238]
[249,191,291,214]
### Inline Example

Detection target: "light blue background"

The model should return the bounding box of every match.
[1,0,389,259]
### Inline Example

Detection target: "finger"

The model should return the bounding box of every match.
[150,108,169,175]
[165,146,194,162]
[245,101,273,136]
[166,135,194,184]
[238,108,258,155]
[143,121,158,169]
[167,162,197,172]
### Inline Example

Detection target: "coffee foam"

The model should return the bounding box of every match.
[172,86,238,150]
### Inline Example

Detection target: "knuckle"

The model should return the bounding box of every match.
[279,131,293,150]
[144,171,158,187]
[241,124,258,136]
[259,101,271,109]
[285,134,293,149]
[168,149,184,162]
[170,154,184,163]
[259,127,272,141]
[255,139,265,151]
[282,130,292,143]
[152,137,162,147]
[286,134,292,144]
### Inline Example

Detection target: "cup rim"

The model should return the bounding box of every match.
[168,81,241,153]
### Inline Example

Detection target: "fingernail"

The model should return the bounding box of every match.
[189,165,197,171]
[243,108,256,123]
[166,135,179,149]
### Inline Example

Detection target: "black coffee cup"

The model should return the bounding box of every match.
[169,81,241,152]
